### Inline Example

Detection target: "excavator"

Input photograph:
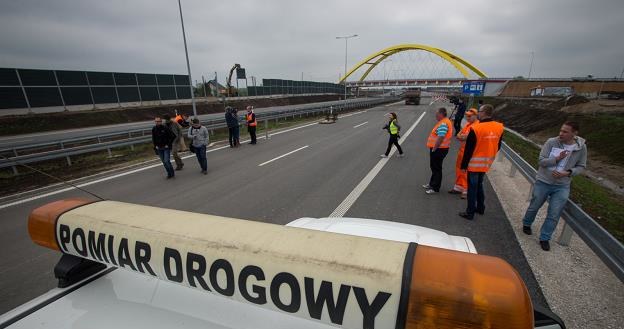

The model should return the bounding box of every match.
[226,63,241,97]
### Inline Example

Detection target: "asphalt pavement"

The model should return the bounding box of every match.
[0,98,363,149]
[0,100,548,313]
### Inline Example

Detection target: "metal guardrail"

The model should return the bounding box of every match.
[0,98,396,172]
[499,141,624,283]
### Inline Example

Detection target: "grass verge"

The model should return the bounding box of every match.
[503,131,624,243]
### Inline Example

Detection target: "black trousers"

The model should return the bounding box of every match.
[248,126,257,144]
[228,127,236,147]
[453,116,463,135]
[385,134,403,156]
[428,148,449,192]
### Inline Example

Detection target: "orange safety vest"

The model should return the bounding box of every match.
[246,113,257,127]
[458,120,479,151]
[467,121,504,172]
[427,117,453,149]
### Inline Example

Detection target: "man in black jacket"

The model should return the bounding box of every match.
[225,107,240,147]
[453,98,466,136]
[152,116,176,178]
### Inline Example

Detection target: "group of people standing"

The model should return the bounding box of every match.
[226,106,257,147]
[382,99,587,251]
[152,106,259,178]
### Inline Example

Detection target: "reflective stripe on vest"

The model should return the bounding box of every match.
[467,121,504,172]
[389,120,399,135]
[427,117,453,148]
[246,113,257,127]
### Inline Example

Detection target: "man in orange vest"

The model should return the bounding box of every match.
[459,104,504,220]
[449,108,479,198]
[423,107,453,194]
[175,113,190,128]
[245,106,257,145]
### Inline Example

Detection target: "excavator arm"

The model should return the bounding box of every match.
[226,63,241,97]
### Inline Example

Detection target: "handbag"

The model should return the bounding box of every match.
[189,128,196,153]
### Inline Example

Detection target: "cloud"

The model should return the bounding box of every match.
[0,0,622,83]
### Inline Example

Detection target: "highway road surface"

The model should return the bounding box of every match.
[0,98,362,149]
[0,100,549,314]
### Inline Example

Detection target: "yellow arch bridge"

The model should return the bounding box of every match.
[339,44,488,87]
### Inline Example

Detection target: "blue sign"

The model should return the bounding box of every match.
[462,81,485,95]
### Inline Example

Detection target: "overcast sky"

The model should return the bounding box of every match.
[1,0,623,83]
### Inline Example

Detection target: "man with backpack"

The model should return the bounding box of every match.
[163,114,185,171]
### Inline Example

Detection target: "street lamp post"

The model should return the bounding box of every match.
[336,34,358,103]
[528,51,535,80]
[177,0,197,118]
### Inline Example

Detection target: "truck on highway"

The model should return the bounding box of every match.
[403,88,421,105]
[0,199,565,329]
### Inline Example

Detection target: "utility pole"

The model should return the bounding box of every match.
[528,51,535,79]
[201,75,207,99]
[336,34,358,102]
[177,0,197,118]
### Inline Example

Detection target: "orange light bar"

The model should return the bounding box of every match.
[28,198,96,251]
[28,199,534,329]
[404,246,534,328]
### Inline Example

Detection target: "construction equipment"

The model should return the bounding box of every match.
[226,64,241,97]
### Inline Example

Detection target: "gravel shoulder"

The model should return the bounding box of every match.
[488,154,624,329]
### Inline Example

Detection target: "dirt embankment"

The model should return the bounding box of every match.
[483,96,624,187]
[498,80,624,97]
[0,95,341,137]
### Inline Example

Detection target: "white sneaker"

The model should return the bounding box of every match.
[380,154,388,158]
[397,153,404,158]
[425,189,438,194]
[422,184,431,189]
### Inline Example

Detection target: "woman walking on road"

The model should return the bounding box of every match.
[188,118,209,175]
[380,112,404,158]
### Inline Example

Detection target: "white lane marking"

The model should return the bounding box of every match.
[269,122,317,137]
[0,144,232,210]
[258,145,309,167]
[353,121,368,128]
[385,100,404,107]
[338,110,366,118]
[329,111,427,218]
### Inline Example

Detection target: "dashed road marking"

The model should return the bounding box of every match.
[329,111,427,218]
[258,145,309,167]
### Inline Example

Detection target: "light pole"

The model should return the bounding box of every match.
[527,51,535,80]
[336,34,358,102]
[382,59,393,97]
[177,0,197,118]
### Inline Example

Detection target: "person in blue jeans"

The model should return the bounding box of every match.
[522,121,587,251]
[151,116,176,179]
[188,118,209,174]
